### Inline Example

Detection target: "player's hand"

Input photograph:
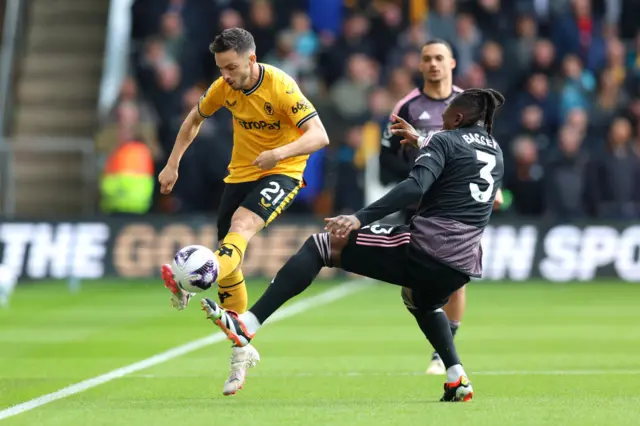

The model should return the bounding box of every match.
[324,215,361,238]
[158,164,179,194]
[253,150,280,170]
[390,114,421,147]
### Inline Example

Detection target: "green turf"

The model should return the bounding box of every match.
[1,279,640,425]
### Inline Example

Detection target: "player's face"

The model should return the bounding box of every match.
[441,106,463,130]
[215,50,256,91]
[420,43,456,83]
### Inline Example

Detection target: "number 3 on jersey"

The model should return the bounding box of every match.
[260,181,286,208]
[469,150,496,203]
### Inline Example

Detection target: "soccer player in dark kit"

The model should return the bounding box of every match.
[201,88,505,402]
[380,39,465,375]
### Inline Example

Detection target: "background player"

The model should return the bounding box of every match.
[379,39,464,375]
[158,27,329,395]
[200,88,505,401]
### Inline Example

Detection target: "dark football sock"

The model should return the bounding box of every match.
[450,320,460,338]
[250,234,330,323]
[413,309,461,369]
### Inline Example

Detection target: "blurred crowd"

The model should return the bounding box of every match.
[96,0,640,220]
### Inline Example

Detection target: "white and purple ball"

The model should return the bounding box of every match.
[171,245,219,293]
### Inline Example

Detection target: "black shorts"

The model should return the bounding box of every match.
[217,174,303,241]
[339,224,469,311]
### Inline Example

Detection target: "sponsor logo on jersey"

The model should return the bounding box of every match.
[226,100,237,108]
[285,84,296,95]
[291,101,310,115]
[419,111,431,120]
[235,118,281,131]
[264,102,274,116]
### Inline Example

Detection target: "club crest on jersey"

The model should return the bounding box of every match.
[226,100,237,108]
[264,102,274,115]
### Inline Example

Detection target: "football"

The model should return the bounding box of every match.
[171,245,219,293]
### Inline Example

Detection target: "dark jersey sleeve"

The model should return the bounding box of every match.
[412,133,449,181]
[379,102,412,184]
[354,163,438,226]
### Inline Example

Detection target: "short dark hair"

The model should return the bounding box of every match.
[210,28,256,55]
[423,38,454,56]
[449,88,505,135]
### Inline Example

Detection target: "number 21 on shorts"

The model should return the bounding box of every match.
[259,181,286,208]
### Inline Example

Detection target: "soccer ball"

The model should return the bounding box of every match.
[171,245,219,293]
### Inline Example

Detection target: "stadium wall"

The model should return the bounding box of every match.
[0,218,639,282]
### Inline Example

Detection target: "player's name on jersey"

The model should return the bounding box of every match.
[1,221,639,282]
[461,132,498,149]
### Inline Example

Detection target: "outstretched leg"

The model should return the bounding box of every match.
[201,232,338,343]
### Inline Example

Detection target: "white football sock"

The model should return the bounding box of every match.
[446,364,466,383]
[239,311,261,335]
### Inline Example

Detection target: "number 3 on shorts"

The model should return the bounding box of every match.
[259,181,286,208]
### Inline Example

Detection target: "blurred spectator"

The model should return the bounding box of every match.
[219,8,244,30]
[453,13,481,76]
[504,136,545,216]
[246,0,276,58]
[558,54,596,122]
[586,117,640,219]
[329,54,379,122]
[369,1,403,65]
[589,68,629,141]
[334,126,365,213]
[318,13,375,87]
[514,105,552,153]
[529,39,558,78]
[263,31,303,79]
[289,11,320,59]
[159,11,185,61]
[427,0,457,44]
[467,0,513,41]
[387,68,415,103]
[545,125,590,220]
[552,0,606,70]
[478,41,511,97]
[387,24,428,76]
[506,14,539,74]
[96,84,162,161]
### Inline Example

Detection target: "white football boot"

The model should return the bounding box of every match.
[222,344,261,396]
[426,353,446,375]
[201,297,260,395]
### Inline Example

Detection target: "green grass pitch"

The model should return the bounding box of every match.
[1,278,640,425]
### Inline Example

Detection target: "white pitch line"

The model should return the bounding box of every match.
[0,279,371,422]
[131,369,640,379]
[472,369,640,376]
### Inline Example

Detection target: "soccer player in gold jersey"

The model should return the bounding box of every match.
[158,28,329,395]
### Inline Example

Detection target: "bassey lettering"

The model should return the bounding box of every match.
[235,118,282,130]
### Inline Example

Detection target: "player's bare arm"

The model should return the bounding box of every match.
[158,107,206,194]
[253,115,329,170]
